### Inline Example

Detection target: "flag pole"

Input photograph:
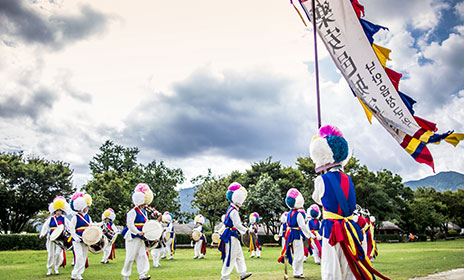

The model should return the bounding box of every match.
[311,0,322,128]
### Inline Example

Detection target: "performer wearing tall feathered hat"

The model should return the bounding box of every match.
[69,191,93,280]
[310,125,389,280]
[218,182,252,280]
[277,188,314,279]
[100,208,119,264]
[39,196,71,276]
[307,204,322,265]
[193,214,207,259]
[121,183,153,280]
[161,211,176,260]
[248,212,262,258]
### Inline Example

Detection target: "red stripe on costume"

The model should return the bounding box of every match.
[340,173,350,200]
[60,250,66,267]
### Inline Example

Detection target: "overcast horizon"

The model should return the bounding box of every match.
[1,0,463,189]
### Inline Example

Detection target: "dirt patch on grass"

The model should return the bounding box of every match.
[410,268,464,280]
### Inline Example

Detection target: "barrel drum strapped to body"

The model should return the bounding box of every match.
[83,224,107,254]
[143,220,164,250]
[50,224,73,251]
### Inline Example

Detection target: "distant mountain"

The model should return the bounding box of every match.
[404,171,464,191]
[178,187,196,213]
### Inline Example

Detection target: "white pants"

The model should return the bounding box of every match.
[250,248,261,257]
[121,238,149,278]
[311,239,321,264]
[71,241,88,279]
[291,239,305,276]
[194,239,204,257]
[281,238,286,249]
[46,239,63,271]
[221,237,247,277]
[165,238,173,257]
[102,243,112,262]
[321,238,355,280]
[151,248,162,266]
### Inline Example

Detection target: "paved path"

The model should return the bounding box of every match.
[410,269,464,280]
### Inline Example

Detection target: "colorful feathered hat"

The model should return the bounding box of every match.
[102,208,116,221]
[132,183,154,207]
[70,191,92,212]
[226,182,247,207]
[49,196,69,215]
[249,212,260,224]
[285,188,304,209]
[307,204,321,219]
[310,125,349,173]
[280,212,288,224]
[163,211,173,223]
[194,214,205,224]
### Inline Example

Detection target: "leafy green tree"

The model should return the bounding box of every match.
[0,152,74,233]
[409,187,447,240]
[244,173,286,234]
[191,170,229,231]
[84,141,185,224]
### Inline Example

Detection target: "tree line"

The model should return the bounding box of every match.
[1,140,463,240]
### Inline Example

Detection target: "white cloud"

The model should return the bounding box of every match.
[456,2,464,19]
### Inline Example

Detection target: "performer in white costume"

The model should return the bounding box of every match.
[277,188,314,279]
[162,212,175,260]
[121,183,153,280]
[306,204,323,265]
[248,212,261,258]
[69,192,93,280]
[39,196,71,276]
[101,208,119,264]
[310,125,389,280]
[277,212,288,249]
[193,214,207,259]
[218,182,252,280]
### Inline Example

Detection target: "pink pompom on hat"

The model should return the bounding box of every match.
[287,188,300,199]
[318,125,344,138]
[71,191,84,201]
[135,183,149,193]
[228,182,242,191]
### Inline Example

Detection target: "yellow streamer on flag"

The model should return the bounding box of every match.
[372,44,391,68]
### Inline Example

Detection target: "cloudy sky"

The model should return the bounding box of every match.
[1,0,463,189]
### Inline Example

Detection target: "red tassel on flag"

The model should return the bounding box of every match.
[385,68,402,90]
[351,0,365,18]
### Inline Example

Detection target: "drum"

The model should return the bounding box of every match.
[211,232,221,244]
[83,225,107,254]
[143,220,163,250]
[50,224,73,251]
[191,229,201,242]
[241,231,257,248]
[274,234,280,242]
[102,226,118,245]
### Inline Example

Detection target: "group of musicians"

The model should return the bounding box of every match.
[40,125,388,280]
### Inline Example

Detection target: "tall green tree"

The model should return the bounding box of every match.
[191,170,229,231]
[83,141,185,224]
[244,173,286,234]
[0,152,74,233]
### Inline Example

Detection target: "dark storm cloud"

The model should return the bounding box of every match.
[0,88,57,119]
[0,0,109,49]
[122,68,308,161]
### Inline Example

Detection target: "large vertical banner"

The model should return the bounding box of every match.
[297,0,462,169]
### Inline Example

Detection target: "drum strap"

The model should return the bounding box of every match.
[134,207,148,221]
[77,213,90,226]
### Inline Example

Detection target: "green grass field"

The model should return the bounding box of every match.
[1,239,463,280]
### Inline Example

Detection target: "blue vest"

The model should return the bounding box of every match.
[49,216,65,235]
[75,213,90,237]
[132,208,147,239]
[286,209,303,242]
[105,222,114,231]
[308,219,320,231]
[320,171,362,239]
